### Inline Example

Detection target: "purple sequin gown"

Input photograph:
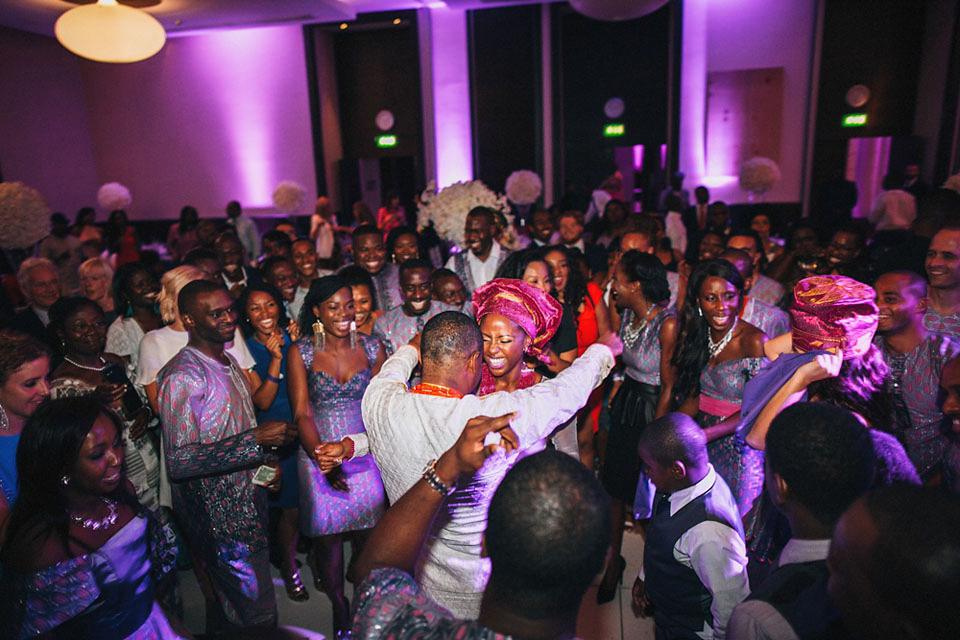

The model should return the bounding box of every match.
[297,334,386,536]
[696,357,766,516]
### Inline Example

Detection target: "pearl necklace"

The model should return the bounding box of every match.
[71,497,118,531]
[708,317,738,359]
[63,355,108,372]
[0,404,8,433]
[621,305,658,348]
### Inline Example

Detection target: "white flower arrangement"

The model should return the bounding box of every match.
[943,173,960,194]
[417,180,511,246]
[97,182,132,211]
[273,180,309,213]
[739,157,781,195]
[505,170,542,206]
[0,182,52,249]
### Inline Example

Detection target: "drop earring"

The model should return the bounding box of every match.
[697,305,703,317]
[61,475,70,487]
[313,320,326,351]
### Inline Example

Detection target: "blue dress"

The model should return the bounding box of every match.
[1,514,182,639]
[0,433,21,508]
[246,333,299,509]
[296,334,386,536]
[696,357,766,516]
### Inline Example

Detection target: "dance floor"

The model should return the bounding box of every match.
[178,525,653,639]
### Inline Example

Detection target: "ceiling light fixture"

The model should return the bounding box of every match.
[55,0,166,64]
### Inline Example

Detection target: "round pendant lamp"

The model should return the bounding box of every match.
[569,0,670,22]
[55,0,166,63]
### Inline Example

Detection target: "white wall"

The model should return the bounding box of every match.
[683,0,816,204]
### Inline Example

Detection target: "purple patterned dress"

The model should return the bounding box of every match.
[297,333,386,536]
[696,357,767,517]
[1,514,182,639]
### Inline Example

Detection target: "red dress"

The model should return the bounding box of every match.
[574,282,604,435]
[575,282,604,356]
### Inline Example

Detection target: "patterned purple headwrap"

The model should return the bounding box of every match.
[790,275,878,359]
[472,278,563,363]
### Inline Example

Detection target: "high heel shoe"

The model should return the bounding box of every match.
[283,568,310,602]
[596,555,625,604]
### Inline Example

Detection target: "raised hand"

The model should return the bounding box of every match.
[434,413,518,486]
[595,331,624,358]
[264,332,284,360]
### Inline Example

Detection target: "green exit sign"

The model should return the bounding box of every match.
[603,123,625,137]
[376,135,397,148]
[842,113,867,127]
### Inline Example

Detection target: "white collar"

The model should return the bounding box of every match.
[222,268,247,288]
[467,241,501,265]
[665,464,718,516]
[565,239,586,253]
[777,538,831,567]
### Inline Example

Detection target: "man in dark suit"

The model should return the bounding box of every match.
[214,230,262,298]
[558,210,607,278]
[11,257,62,344]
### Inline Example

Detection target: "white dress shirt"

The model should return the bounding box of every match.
[361,343,615,618]
[727,538,832,640]
[665,210,688,254]
[640,465,750,640]
[445,243,502,291]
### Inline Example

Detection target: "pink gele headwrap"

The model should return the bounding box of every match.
[472,278,563,363]
[789,275,878,359]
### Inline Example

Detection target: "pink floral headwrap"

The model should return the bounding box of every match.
[472,278,563,363]
[789,275,878,359]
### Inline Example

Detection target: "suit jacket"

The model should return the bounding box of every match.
[11,307,49,344]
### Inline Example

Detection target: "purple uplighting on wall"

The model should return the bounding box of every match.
[633,144,644,172]
[429,7,473,188]
[846,136,891,219]
[189,26,310,207]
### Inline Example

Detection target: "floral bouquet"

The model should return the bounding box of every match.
[97,182,132,211]
[739,157,781,196]
[0,182,52,249]
[943,173,960,194]
[273,180,309,213]
[505,170,542,206]
[417,179,510,246]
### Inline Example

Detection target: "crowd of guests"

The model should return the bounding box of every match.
[0,185,958,640]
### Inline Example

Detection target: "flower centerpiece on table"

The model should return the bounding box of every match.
[417,179,510,247]
[97,182,132,211]
[0,182,52,249]
[273,180,309,214]
[739,157,781,200]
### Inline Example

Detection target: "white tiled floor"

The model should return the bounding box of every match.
[178,527,652,640]
[576,524,655,640]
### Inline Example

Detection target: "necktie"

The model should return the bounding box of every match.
[655,493,670,516]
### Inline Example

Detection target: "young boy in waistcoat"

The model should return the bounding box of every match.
[633,413,750,640]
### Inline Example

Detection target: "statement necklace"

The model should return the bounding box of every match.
[621,305,658,348]
[64,355,108,372]
[708,317,738,359]
[0,404,8,433]
[71,497,118,531]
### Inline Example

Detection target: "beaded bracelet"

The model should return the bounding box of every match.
[422,459,453,497]
[342,437,355,461]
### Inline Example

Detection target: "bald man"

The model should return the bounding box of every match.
[357,311,621,617]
